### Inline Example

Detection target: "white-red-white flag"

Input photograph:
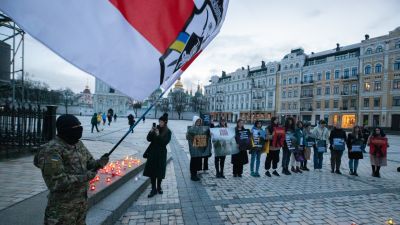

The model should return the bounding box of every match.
[0,0,229,99]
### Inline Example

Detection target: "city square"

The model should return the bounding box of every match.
[1,1,400,225]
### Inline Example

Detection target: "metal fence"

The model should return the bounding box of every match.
[0,105,47,147]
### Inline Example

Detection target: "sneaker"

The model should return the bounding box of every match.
[354,172,358,176]
[296,167,302,173]
[255,172,260,177]
[250,172,255,177]
[303,167,310,171]
[331,169,335,173]
[335,170,342,175]
[148,189,157,198]
[216,172,221,178]
[265,171,271,177]
[272,170,280,176]
[291,167,296,172]
[349,170,354,175]
[238,174,242,177]
[220,174,226,179]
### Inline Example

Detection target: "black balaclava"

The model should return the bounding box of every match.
[56,114,83,145]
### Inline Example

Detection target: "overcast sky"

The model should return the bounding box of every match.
[9,0,400,94]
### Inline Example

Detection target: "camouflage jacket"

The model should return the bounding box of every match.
[34,137,100,201]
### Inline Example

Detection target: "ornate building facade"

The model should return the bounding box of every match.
[205,27,400,129]
[93,78,130,115]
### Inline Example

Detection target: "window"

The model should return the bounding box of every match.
[296,63,300,68]
[290,64,293,69]
[270,68,275,73]
[376,46,383,53]
[324,100,329,109]
[351,99,356,108]
[283,79,287,85]
[282,91,286,98]
[317,73,322,81]
[325,87,330,95]
[343,85,349,94]
[289,78,292,84]
[396,41,400,49]
[344,69,349,78]
[351,84,357,93]
[288,91,292,98]
[294,77,298,84]
[374,81,381,91]
[282,103,286,109]
[364,82,371,91]
[375,64,382,73]
[325,71,331,80]
[294,90,298,97]
[394,79,400,89]
[268,102,273,108]
[316,101,321,109]
[304,75,308,82]
[374,98,380,107]
[352,67,358,76]
[395,59,400,71]
[310,75,314,82]
[334,100,339,108]
[242,83,244,89]
[364,98,370,107]
[284,65,288,70]
[334,86,339,94]
[365,48,372,55]
[343,100,349,108]
[393,96,400,106]
[365,65,372,74]
[334,70,340,79]
[317,88,322,95]
[269,91,273,97]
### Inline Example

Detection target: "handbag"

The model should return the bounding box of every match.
[263,140,270,154]
[316,140,326,153]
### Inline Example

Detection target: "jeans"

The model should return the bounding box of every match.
[330,150,344,172]
[313,146,324,169]
[282,147,291,169]
[349,159,359,172]
[250,151,261,173]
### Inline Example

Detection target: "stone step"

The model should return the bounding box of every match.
[0,156,172,225]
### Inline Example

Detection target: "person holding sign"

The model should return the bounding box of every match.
[282,117,296,175]
[291,121,305,173]
[232,119,250,177]
[265,117,283,177]
[186,116,211,181]
[301,122,314,171]
[329,122,347,174]
[367,127,389,178]
[250,120,266,177]
[346,125,364,176]
[214,119,228,178]
[311,120,330,171]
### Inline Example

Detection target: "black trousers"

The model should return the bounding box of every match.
[202,157,209,170]
[330,150,344,171]
[265,150,280,170]
[91,124,99,133]
[233,163,243,175]
[150,177,162,190]
[215,156,226,174]
[190,157,202,176]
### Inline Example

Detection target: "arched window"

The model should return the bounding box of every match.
[296,63,299,68]
[364,65,372,75]
[365,48,372,55]
[395,59,400,71]
[290,64,293,69]
[283,79,287,85]
[376,46,383,53]
[304,75,308,82]
[284,65,288,70]
[288,78,292,84]
[294,77,298,84]
[375,64,382,73]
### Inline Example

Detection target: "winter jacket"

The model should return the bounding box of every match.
[329,128,347,151]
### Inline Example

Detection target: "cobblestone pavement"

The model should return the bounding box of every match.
[0,116,157,211]
[117,120,400,225]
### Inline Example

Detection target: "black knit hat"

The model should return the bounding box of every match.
[56,114,81,133]
[159,113,169,123]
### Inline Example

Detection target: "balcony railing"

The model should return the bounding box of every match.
[252,96,264,100]
[300,94,313,98]
[342,74,359,81]
[300,107,313,111]
[252,85,265,89]
[301,80,314,85]
[341,90,358,96]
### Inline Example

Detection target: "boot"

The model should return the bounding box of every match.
[291,166,296,173]
[349,169,354,175]
[296,166,302,173]
[272,170,280,176]
[148,189,157,198]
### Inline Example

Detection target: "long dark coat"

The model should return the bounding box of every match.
[143,127,171,179]
[346,133,364,160]
[231,128,249,165]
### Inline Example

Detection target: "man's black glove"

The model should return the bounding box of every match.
[98,153,109,168]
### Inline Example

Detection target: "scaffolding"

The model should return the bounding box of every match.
[0,11,25,105]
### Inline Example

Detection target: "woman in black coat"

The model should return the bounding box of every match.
[232,119,249,177]
[346,125,364,176]
[143,113,171,198]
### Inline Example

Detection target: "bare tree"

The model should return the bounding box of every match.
[127,98,142,117]
[171,91,186,120]
[161,98,170,114]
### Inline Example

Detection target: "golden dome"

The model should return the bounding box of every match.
[174,78,184,90]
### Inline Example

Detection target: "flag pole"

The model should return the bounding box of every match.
[107,88,166,156]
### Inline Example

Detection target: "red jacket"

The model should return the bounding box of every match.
[369,136,388,157]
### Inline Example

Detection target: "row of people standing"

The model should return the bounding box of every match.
[187,116,390,180]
